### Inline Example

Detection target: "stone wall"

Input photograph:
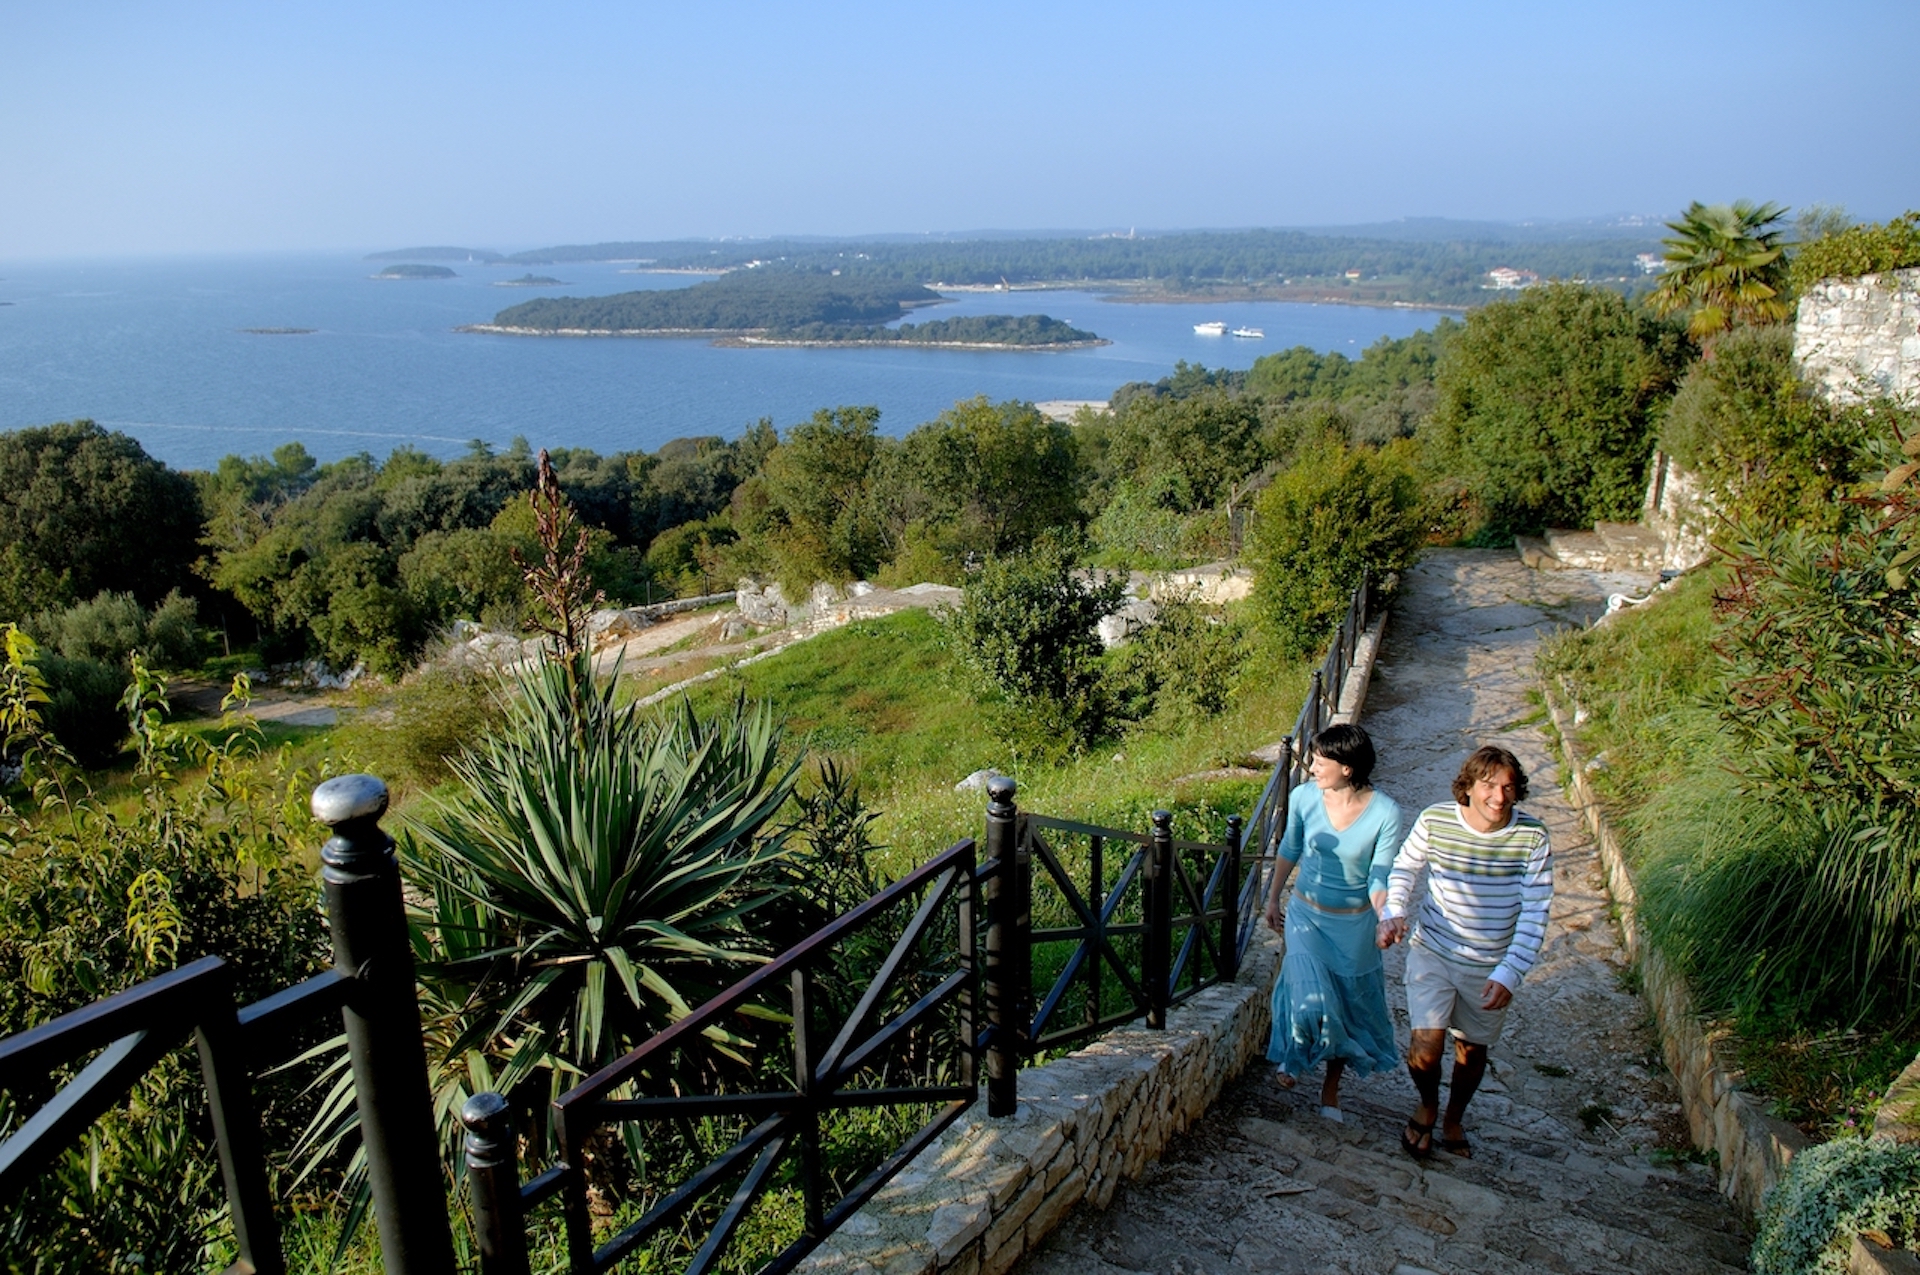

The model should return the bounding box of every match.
[1543,682,1808,1217]
[1640,452,1715,573]
[1794,267,1920,404]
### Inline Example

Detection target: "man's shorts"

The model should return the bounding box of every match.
[1405,939,1508,1046]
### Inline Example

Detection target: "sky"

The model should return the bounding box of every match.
[3,0,1915,258]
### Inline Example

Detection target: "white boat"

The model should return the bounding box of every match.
[1231,326,1265,339]
[1193,321,1226,336]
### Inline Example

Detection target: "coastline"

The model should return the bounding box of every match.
[457,323,1107,350]
[932,279,1464,312]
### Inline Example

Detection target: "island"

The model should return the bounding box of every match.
[373,264,457,280]
[494,274,569,287]
[722,314,1103,349]
[460,268,1103,347]
[241,327,317,335]
[365,246,502,263]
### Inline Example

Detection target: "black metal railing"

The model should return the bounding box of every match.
[464,839,980,1275]
[0,773,455,1275]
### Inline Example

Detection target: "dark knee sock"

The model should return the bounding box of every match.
[1445,1047,1488,1125]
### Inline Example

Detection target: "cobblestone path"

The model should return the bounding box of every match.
[1018,550,1750,1275]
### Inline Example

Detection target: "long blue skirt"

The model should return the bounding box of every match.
[1266,895,1400,1077]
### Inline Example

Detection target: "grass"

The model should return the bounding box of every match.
[1538,565,1920,1139]
[652,606,1306,876]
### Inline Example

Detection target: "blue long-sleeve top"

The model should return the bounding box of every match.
[1278,782,1403,910]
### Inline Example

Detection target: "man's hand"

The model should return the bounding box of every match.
[1480,980,1513,1011]
[1264,898,1285,933]
[1376,916,1408,949]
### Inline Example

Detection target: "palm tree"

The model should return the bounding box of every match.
[1649,200,1791,341]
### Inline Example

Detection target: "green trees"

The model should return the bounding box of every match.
[1424,283,1690,533]
[1649,200,1791,341]
[1659,324,1869,532]
[754,406,886,591]
[943,537,1127,760]
[1245,435,1424,658]
[875,397,1083,565]
[0,422,203,622]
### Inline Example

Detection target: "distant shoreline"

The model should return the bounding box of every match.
[458,323,1107,350]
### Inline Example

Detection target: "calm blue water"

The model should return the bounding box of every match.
[0,255,1450,470]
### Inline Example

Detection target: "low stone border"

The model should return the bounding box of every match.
[1540,681,1807,1217]
[797,611,1390,1275]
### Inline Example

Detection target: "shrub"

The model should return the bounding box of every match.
[34,653,129,769]
[339,658,509,793]
[1423,283,1691,533]
[1790,211,1920,291]
[0,645,331,1269]
[1245,436,1423,659]
[942,536,1128,761]
[24,589,203,672]
[1751,1137,1920,1274]
[1105,593,1245,727]
[1659,325,1868,533]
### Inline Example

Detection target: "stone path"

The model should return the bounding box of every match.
[1017,549,1750,1275]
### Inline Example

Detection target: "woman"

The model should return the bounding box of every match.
[1263,722,1402,1121]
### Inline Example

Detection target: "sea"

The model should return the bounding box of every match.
[0,254,1452,471]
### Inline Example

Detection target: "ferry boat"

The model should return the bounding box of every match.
[1193,321,1226,336]
[1231,326,1265,339]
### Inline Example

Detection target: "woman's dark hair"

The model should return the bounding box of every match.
[1451,745,1530,804]
[1312,723,1376,787]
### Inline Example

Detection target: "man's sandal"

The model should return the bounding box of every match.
[1440,1136,1473,1159]
[1401,1119,1434,1160]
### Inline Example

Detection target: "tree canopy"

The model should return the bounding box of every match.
[1425,284,1691,533]
[1649,200,1790,341]
[0,421,203,622]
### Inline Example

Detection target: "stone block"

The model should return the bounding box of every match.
[1025,1168,1087,1244]
[925,1193,992,1264]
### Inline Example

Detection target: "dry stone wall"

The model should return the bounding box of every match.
[1794,267,1920,404]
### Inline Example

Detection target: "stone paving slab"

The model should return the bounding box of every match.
[1016,549,1746,1275]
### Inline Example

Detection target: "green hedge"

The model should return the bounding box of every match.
[1790,212,1920,290]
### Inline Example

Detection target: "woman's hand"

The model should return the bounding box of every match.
[1376,916,1408,949]
[1264,897,1285,933]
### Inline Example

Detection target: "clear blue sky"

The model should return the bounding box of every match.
[4,0,1914,257]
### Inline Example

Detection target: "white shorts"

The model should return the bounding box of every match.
[1405,939,1508,1046]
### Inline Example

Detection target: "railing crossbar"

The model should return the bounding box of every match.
[815,864,963,1080]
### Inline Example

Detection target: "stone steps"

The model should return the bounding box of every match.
[1516,522,1666,574]
[1012,551,1749,1275]
[1019,1074,1746,1275]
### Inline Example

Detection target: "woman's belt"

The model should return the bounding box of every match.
[1290,891,1374,915]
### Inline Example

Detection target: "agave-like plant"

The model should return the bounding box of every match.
[291,652,801,1260]
[411,650,800,1104]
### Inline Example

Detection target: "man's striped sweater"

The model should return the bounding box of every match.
[1381,802,1553,992]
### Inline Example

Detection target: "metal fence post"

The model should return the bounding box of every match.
[314,775,457,1275]
[1221,815,1243,981]
[1144,810,1173,1029]
[462,1093,532,1275]
[983,777,1026,1116]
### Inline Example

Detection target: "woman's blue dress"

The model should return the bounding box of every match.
[1266,782,1402,1077]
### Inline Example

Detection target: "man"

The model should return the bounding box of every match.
[1377,745,1553,1159]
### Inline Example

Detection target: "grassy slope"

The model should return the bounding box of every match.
[658,607,1306,879]
[1538,570,1920,1136]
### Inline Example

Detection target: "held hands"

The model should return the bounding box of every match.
[1264,898,1285,934]
[1376,916,1409,949]
[1480,980,1513,1012]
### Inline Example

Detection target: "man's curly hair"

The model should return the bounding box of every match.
[1451,745,1529,805]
